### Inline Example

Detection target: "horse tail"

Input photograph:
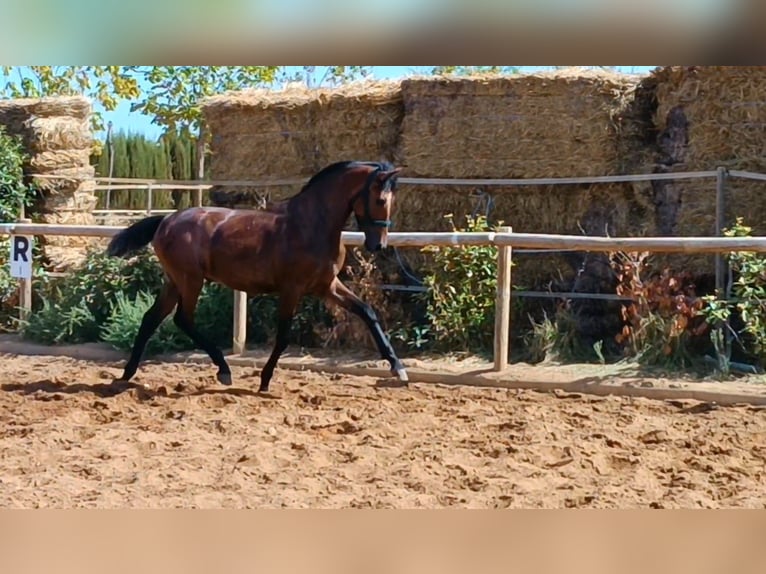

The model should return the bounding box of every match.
[106,214,166,258]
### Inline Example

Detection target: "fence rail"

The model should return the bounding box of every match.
[5,222,766,371]
[6,224,766,252]
[30,168,729,187]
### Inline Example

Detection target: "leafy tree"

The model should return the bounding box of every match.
[127,66,281,136]
[280,66,373,87]
[1,66,391,140]
[0,66,281,138]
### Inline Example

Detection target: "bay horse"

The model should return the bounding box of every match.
[106,160,408,393]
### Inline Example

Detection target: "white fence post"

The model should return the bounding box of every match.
[493,226,513,371]
[715,166,728,294]
[232,290,247,355]
[9,217,34,324]
[146,183,154,214]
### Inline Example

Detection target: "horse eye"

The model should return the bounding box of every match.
[376,198,386,206]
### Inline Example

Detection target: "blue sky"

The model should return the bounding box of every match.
[98,65,656,140]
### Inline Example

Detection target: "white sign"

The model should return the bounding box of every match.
[9,235,33,279]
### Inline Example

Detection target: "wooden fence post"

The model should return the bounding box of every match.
[493,226,512,371]
[232,289,247,355]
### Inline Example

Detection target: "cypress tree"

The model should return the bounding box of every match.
[91,130,204,210]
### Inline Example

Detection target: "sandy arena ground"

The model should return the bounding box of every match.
[0,352,765,508]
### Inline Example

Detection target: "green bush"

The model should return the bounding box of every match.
[22,247,164,343]
[699,217,766,369]
[0,125,36,224]
[100,290,192,355]
[0,125,41,329]
[420,214,505,355]
[22,297,96,345]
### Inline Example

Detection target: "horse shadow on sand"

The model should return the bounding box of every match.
[0,377,281,401]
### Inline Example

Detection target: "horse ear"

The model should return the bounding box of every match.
[377,167,403,183]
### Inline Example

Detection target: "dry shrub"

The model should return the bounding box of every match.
[320,247,407,351]
[612,250,708,367]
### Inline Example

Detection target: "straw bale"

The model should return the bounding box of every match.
[0,96,91,150]
[208,183,301,209]
[40,208,96,226]
[0,104,29,136]
[0,96,91,120]
[397,69,641,180]
[642,66,766,275]
[202,80,403,205]
[25,116,92,153]
[38,209,98,270]
[29,96,90,120]
[388,69,651,287]
[29,149,93,174]
[31,166,95,193]
[652,66,766,169]
[43,245,93,272]
[43,190,98,213]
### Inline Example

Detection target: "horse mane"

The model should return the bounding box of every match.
[296,160,395,196]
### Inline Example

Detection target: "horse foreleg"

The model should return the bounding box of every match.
[259,293,299,393]
[325,277,408,382]
[173,279,232,386]
[118,281,179,383]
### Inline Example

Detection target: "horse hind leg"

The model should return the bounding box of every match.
[117,280,179,383]
[172,277,233,386]
[259,291,300,393]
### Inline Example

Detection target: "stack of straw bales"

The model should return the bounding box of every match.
[201,67,766,287]
[394,69,647,231]
[649,66,766,234]
[201,69,653,286]
[0,96,96,270]
[641,66,766,274]
[201,81,403,209]
[394,69,652,285]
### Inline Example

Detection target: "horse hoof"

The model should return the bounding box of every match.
[258,385,269,393]
[217,373,233,386]
[393,367,409,382]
